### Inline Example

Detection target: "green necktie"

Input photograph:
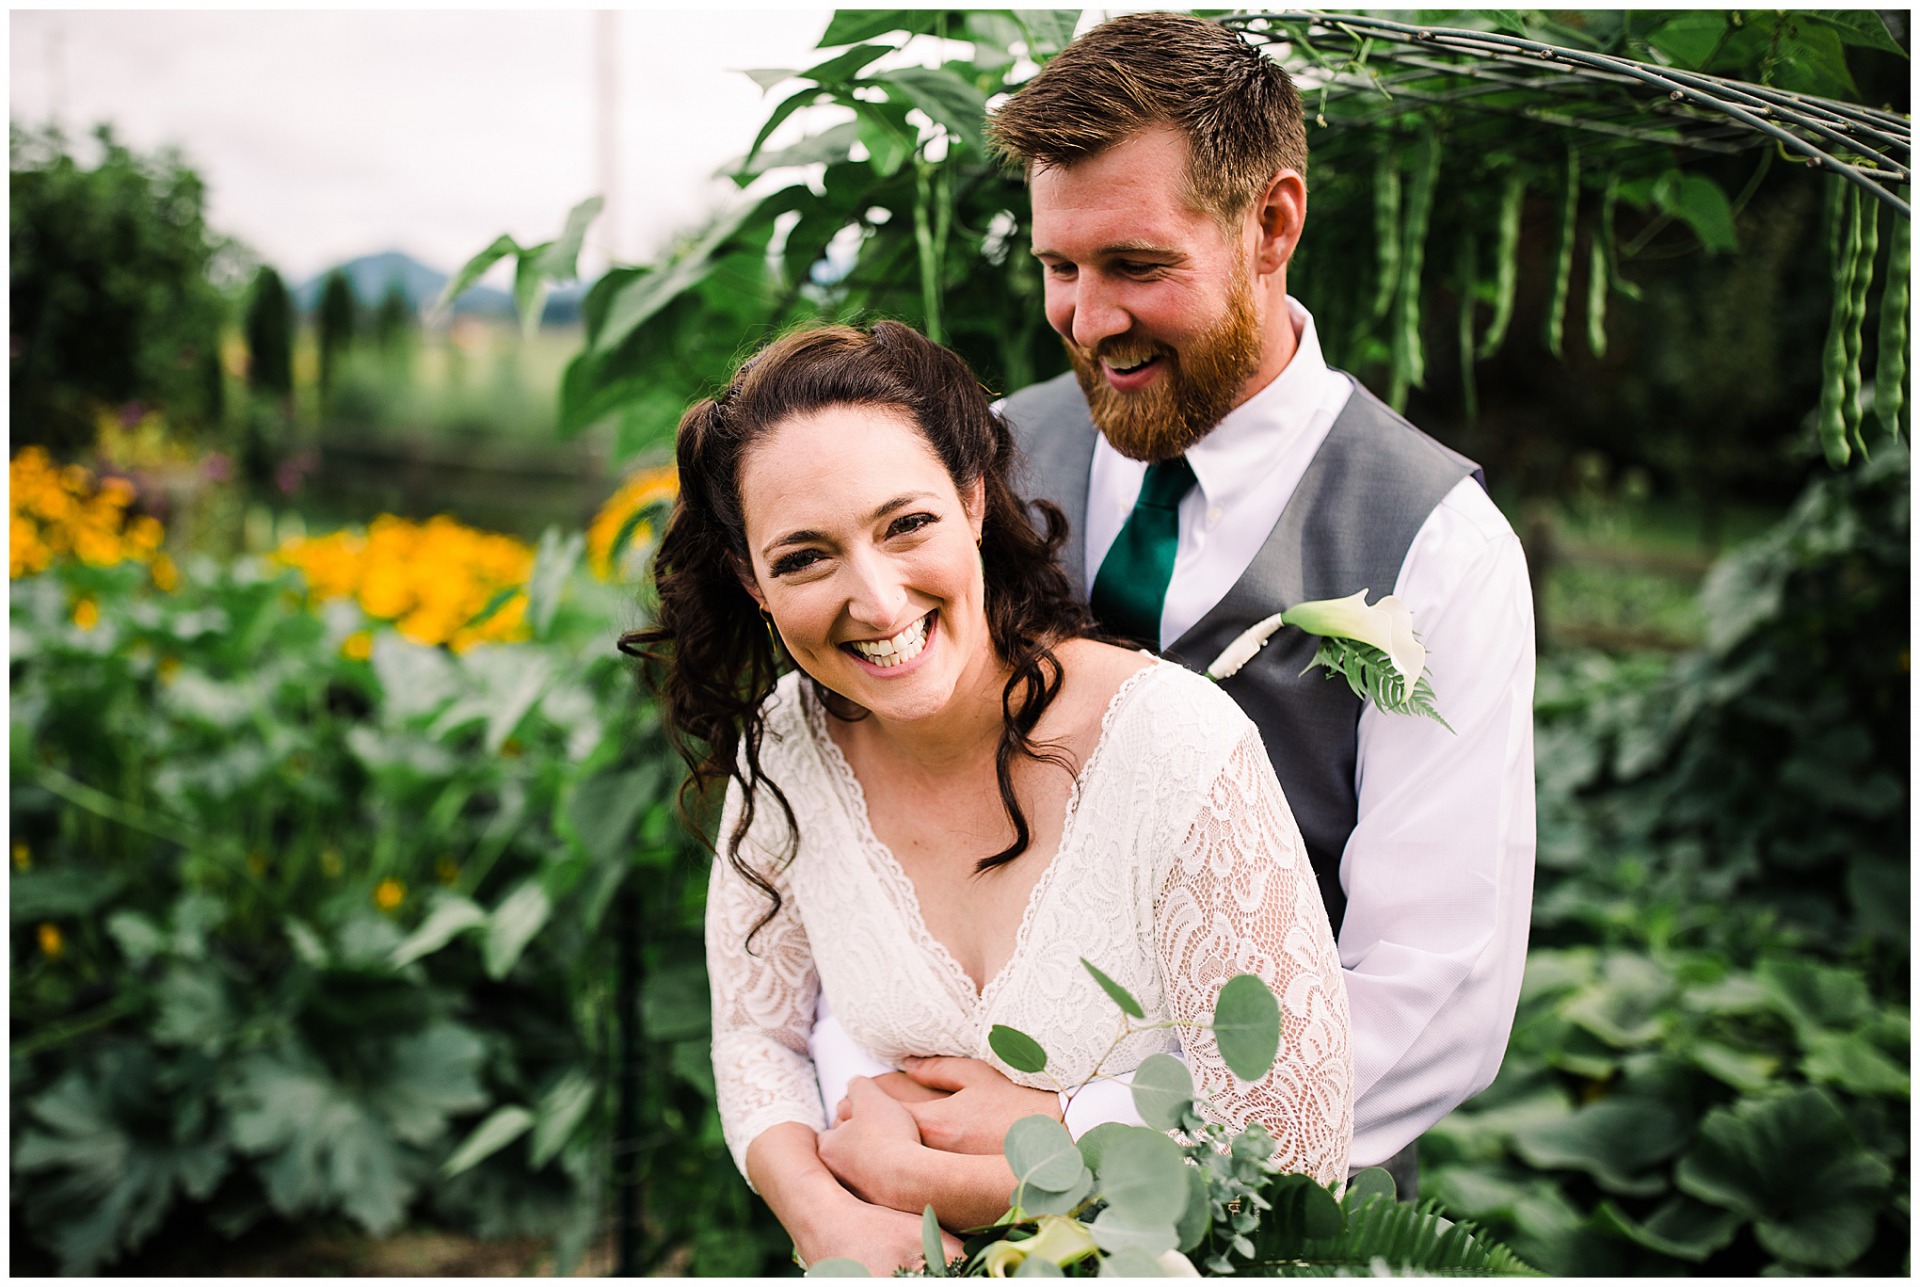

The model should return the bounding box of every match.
[1090,455,1198,648]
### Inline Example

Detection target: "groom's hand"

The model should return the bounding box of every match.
[817,1075,926,1211]
[894,1056,1063,1155]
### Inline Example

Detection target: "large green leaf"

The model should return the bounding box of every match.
[590,204,754,356]
[1212,974,1281,1080]
[531,1070,598,1168]
[1510,1096,1686,1195]
[1592,1196,1742,1263]
[434,233,518,320]
[818,9,944,47]
[1803,10,1907,54]
[10,865,126,921]
[485,879,554,980]
[1014,10,1081,56]
[880,66,989,156]
[1652,171,1737,255]
[568,764,661,863]
[441,1104,535,1178]
[1081,957,1145,1018]
[1675,1088,1892,1269]
[1801,1029,1910,1097]
[1756,956,1873,1041]
[389,894,488,968]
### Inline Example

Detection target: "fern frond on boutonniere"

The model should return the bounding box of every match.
[1204,590,1452,730]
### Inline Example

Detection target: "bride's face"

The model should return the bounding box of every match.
[736,402,991,726]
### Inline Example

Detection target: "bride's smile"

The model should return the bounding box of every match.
[737,403,997,731]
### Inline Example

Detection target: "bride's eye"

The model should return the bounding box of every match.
[887,512,937,538]
[771,548,824,576]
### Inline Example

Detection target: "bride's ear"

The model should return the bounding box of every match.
[963,477,986,542]
[733,556,767,611]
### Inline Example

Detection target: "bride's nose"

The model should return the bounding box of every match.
[842,553,909,630]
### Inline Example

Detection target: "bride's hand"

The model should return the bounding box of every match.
[817,1075,928,1209]
[893,1055,1064,1155]
[834,1069,949,1123]
[795,1190,962,1276]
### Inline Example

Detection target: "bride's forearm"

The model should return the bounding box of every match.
[745,1123,865,1251]
[873,1146,1019,1232]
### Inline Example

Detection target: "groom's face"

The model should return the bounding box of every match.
[1030,125,1266,463]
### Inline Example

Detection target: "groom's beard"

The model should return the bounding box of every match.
[1064,270,1263,464]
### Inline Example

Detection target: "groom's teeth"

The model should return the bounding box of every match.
[849,614,930,668]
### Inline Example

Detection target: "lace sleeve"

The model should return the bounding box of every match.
[706,777,827,1182]
[1153,723,1354,1188]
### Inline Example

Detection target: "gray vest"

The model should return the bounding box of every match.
[1003,371,1480,933]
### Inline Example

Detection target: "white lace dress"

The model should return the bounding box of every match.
[706,661,1354,1188]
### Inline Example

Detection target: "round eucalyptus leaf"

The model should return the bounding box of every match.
[1342,1166,1398,1210]
[1174,1163,1211,1252]
[1129,1054,1194,1131]
[990,1023,1049,1074]
[1099,1246,1180,1276]
[1093,1127,1190,1225]
[1212,974,1280,1081]
[1006,1114,1085,1192]
[1075,1121,1133,1174]
[1019,1165,1094,1216]
[1675,1088,1891,1269]
[805,1257,870,1276]
[922,1205,947,1276]
[1082,958,1146,1019]
[1089,1206,1179,1256]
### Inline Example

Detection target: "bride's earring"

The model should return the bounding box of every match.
[761,607,781,655]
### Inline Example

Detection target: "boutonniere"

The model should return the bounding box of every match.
[1204,590,1451,729]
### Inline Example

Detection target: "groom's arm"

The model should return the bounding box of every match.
[1340,478,1536,1168]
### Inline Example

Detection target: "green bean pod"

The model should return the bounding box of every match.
[1457,229,1480,423]
[1842,189,1878,459]
[1816,179,1856,468]
[1544,149,1579,360]
[1370,148,1403,322]
[1875,192,1909,441]
[1390,129,1440,406]
[1479,171,1524,359]
[1588,172,1618,357]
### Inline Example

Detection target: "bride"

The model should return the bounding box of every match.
[627,320,1352,1273]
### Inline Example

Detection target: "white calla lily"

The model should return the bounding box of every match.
[1280,589,1426,682]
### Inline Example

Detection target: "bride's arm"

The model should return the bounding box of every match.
[1154,722,1354,1187]
[708,783,956,1272]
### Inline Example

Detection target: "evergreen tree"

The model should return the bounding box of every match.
[244,266,293,398]
[371,279,415,353]
[315,269,357,397]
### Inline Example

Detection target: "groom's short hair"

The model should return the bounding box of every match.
[985,12,1308,225]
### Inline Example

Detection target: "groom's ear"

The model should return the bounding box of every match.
[1251,168,1307,277]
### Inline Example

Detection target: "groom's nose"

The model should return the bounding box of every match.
[1060,275,1132,353]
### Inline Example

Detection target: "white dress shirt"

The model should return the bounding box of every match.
[812,300,1534,1170]
[1085,300,1536,1167]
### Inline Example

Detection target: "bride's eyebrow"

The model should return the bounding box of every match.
[759,493,939,558]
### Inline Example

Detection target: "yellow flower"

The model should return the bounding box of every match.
[374,878,405,912]
[38,923,64,958]
[341,629,374,662]
[12,842,31,871]
[587,464,679,580]
[72,598,101,631]
[150,552,179,593]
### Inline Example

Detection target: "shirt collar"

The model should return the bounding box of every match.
[1184,297,1346,508]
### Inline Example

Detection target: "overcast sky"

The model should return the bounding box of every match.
[9,8,841,284]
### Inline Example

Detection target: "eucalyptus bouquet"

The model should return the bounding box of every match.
[808,962,1535,1277]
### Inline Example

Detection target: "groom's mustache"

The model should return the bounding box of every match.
[1073,335,1175,374]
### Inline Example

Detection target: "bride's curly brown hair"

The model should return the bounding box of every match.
[620,321,1095,942]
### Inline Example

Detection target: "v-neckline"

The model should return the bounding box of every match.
[802,658,1164,1007]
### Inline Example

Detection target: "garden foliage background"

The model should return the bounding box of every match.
[10,8,1910,1277]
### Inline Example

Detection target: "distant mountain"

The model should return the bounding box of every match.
[294,250,585,326]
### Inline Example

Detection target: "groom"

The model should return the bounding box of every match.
[817,13,1535,1199]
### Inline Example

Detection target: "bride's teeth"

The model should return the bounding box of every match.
[849,614,929,667]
